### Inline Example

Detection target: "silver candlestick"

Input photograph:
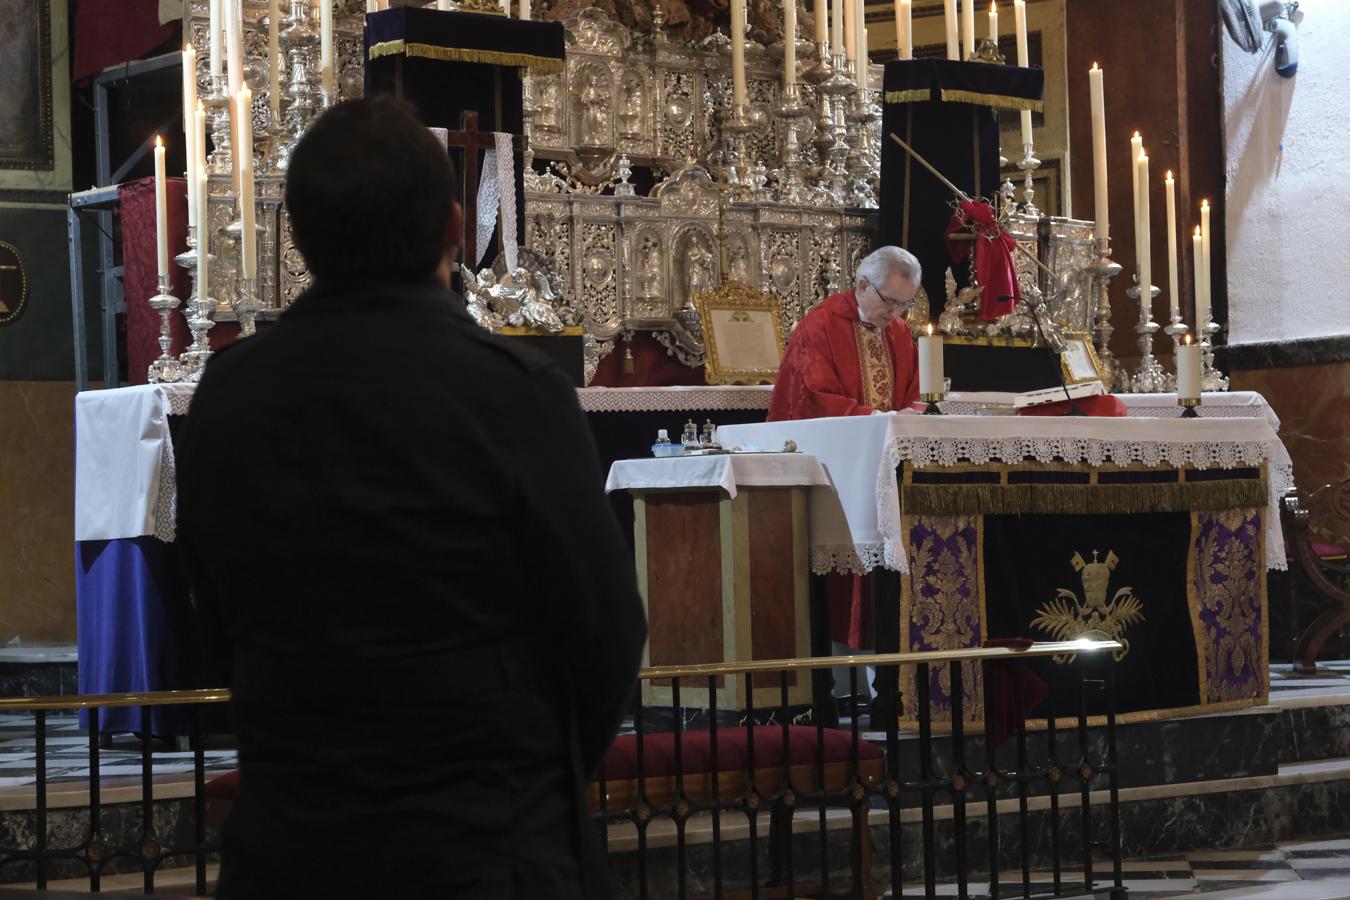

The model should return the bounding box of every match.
[1018,144,1041,218]
[719,105,752,193]
[225,218,264,336]
[146,273,185,383]
[1087,236,1123,391]
[276,0,320,173]
[1127,281,1167,392]
[179,238,218,381]
[205,75,233,176]
[1200,314,1229,391]
[820,55,855,204]
[1163,313,1189,392]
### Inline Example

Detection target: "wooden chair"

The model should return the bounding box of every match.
[1282,479,1350,673]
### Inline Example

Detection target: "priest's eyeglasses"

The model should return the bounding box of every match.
[868,282,915,314]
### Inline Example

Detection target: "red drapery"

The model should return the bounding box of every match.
[73,0,176,85]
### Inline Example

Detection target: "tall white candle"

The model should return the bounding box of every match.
[731,0,747,110]
[918,324,944,395]
[268,0,281,121]
[784,0,797,85]
[197,171,210,303]
[898,0,912,59]
[1176,336,1201,400]
[521,0,531,20]
[944,0,958,59]
[154,137,169,281]
[1088,64,1108,241]
[1164,171,1179,322]
[436,0,450,8]
[225,0,243,96]
[988,2,997,42]
[858,25,869,89]
[816,0,828,47]
[1193,226,1208,329]
[843,0,855,61]
[182,47,198,231]
[1130,132,1143,265]
[1199,199,1211,327]
[209,0,222,78]
[236,88,253,170]
[832,0,845,57]
[320,0,334,97]
[1014,0,1031,146]
[195,101,208,178]
[1136,151,1151,299]
[961,0,975,60]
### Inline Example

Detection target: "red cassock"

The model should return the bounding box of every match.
[768,289,921,648]
[768,289,921,421]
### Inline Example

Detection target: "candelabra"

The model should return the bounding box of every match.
[843,87,879,208]
[225,218,264,336]
[146,273,185,383]
[1017,143,1041,218]
[819,54,855,204]
[1127,280,1167,392]
[1199,313,1229,391]
[1086,236,1123,391]
[718,105,752,193]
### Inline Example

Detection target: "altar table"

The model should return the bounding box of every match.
[716,412,1294,726]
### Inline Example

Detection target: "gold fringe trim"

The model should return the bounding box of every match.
[941,334,1036,348]
[938,88,1045,113]
[884,88,933,105]
[367,40,566,74]
[900,695,1269,734]
[901,479,1269,517]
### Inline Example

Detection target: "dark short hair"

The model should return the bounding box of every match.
[284,96,459,285]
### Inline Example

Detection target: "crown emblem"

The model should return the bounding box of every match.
[1031,549,1145,662]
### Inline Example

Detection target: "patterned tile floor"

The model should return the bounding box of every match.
[0,712,238,788]
[925,838,1350,898]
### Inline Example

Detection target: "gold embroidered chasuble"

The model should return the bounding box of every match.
[852,320,895,413]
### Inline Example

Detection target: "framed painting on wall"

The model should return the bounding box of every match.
[0,0,54,172]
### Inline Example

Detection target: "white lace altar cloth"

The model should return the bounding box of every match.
[716,414,1294,576]
[75,383,196,543]
[942,390,1280,429]
[578,385,773,413]
[605,452,830,498]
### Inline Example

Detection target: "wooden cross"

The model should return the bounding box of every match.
[442,110,527,269]
[0,262,16,315]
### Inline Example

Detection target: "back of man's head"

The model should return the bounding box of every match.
[285,96,459,286]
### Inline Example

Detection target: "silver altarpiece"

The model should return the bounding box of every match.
[181,1,1179,391]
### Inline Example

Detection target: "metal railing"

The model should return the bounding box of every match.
[0,641,1124,898]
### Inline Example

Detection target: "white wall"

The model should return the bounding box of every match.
[1223,2,1350,345]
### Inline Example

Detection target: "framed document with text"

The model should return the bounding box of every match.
[1060,334,1105,385]
[694,281,786,385]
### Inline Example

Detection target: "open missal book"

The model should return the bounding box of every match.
[1011,380,1105,409]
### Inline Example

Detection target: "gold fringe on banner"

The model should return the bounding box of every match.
[901,479,1269,517]
[937,89,1044,113]
[367,40,566,74]
[883,89,933,105]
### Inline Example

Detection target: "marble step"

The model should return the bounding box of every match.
[1274,694,1350,765]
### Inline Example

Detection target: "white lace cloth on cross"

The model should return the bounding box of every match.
[715,413,1294,576]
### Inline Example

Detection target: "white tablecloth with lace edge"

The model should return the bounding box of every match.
[716,414,1294,576]
[75,384,196,543]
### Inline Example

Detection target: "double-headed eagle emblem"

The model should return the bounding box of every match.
[1031,550,1145,662]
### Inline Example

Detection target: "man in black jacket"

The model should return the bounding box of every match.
[176,97,647,899]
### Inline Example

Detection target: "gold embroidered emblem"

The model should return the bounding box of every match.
[1031,550,1145,662]
[853,320,894,412]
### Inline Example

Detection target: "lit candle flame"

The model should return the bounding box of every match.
[1183,334,1192,346]
[927,323,934,336]
[1165,170,1173,181]
[155,135,163,149]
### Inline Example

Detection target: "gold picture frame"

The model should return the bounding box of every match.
[694,280,786,385]
[1060,333,1105,385]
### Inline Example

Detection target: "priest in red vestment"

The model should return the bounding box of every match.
[768,247,925,686]
[768,246,924,421]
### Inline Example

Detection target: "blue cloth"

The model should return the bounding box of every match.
[75,537,224,735]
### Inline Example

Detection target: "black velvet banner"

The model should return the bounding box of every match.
[898,463,1270,728]
[879,59,1045,321]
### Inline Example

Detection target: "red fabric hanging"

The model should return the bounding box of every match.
[73,0,176,85]
[945,199,1019,321]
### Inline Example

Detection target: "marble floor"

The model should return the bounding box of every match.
[925,837,1350,898]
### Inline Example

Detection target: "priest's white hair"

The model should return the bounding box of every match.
[855,246,921,290]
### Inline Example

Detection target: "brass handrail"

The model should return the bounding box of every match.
[639,639,1121,681]
[0,688,232,712]
[0,640,1121,711]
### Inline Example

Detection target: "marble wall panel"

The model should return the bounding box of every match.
[0,380,77,645]
[1230,361,1350,494]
